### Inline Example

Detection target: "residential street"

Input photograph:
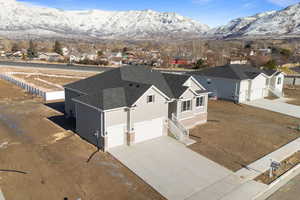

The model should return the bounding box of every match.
[267,174,300,200]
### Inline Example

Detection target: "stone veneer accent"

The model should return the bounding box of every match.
[127,132,135,146]
[180,112,208,129]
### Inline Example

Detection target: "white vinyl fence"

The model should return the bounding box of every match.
[0,73,65,101]
[284,75,300,86]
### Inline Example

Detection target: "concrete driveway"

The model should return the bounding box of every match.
[244,99,300,119]
[109,136,232,200]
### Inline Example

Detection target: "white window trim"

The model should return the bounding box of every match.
[181,99,192,113]
[277,77,282,85]
[147,95,155,103]
[196,96,205,108]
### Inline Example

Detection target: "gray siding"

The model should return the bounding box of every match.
[195,75,239,101]
[65,88,83,117]
[104,87,168,130]
[133,87,168,123]
[75,102,104,149]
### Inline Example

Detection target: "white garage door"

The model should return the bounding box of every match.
[134,118,164,143]
[107,124,126,148]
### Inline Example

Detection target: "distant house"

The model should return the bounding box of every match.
[259,48,272,56]
[62,47,69,56]
[249,50,256,56]
[64,66,209,151]
[110,57,123,66]
[39,52,63,62]
[192,64,285,103]
[171,57,192,65]
[80,53,97,61]
[0,51,5,57]
[12,51,23,58]
[230,57,248,65]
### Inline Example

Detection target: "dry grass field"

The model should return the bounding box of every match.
[189,100,300,172]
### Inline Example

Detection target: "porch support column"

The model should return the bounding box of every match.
[126,107,135,146]
[176,100,181,119]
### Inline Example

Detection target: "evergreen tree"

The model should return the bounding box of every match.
[53,40,63,55]
[263,60,277,70]
[194,59,206,69]
[27,40,38,59]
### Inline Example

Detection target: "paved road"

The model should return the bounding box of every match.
[0,60,113,72]
[244,99,300,119]
[0,60,189,74]
[267,174,300,200]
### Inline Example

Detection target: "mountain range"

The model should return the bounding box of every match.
[210,3,300,38]
[1,0,300,40]
[0,0,209,40]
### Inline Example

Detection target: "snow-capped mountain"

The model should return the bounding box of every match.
[210,3,300,38]
[0,0,209,40]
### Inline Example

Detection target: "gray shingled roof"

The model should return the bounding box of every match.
[191,64,277,80]
[65,65,205,110]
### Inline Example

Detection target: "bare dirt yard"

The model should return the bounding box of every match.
[284,85,300,106]
[189,100,300,172]
[0,66,98,91]
[0,79,164,200]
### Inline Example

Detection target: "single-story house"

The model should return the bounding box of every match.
[192,64,284,103]
[39,52,63,62]
[64,66,209,151]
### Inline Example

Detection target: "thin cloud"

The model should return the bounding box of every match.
[192,0,213,5]
[267,0,300,6]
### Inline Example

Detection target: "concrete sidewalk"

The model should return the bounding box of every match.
[244,99,300,118]
[0,189,5,200]
[236,137,300,181]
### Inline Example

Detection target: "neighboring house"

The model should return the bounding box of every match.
[0,51,6,57]
[64,66,209,151]
[62,47,69,56]
[69,55,80,63]
[230,58,248,65]
[12,51,23,57]
[258,48,272,56]
[39,52,63,62]
[170,57,193,65]
[80,53,98,61]
[109,57,123,66]
[192,64,284,103]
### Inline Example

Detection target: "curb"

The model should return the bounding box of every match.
[254,164,300,200]
[0,189,5,200]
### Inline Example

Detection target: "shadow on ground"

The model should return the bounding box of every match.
[45,101,65,113]
[45,101,76,132]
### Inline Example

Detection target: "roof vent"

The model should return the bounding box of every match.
[136,85,140,88]
[129,83,133,87]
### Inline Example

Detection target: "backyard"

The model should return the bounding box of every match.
[0,79,164,200]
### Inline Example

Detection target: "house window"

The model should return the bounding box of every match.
[277,77,282,85]
[147,95,155,103]
[181,100,192,112]
[196,96,205,107]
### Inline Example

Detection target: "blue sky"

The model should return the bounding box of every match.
[19,0,300,27]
